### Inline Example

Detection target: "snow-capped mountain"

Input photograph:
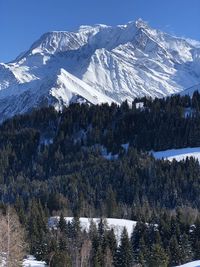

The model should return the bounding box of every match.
[0,19,200,121]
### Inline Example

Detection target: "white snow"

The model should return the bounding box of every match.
[152,147,200,162]
[48,217,137,242]
[23,256,46,267]
[180,83,200,97]
[51,68,116,109]
[0,255,46,267]
[135,102,144,109]
[0,19,200,121]
[121,143,129,153]
[176,261,200,267]
[101,146,119,160]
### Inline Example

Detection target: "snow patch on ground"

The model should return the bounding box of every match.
[135,102,144,109]
[48,217,137,242]
[152,147,200,162]
[176,261,200,267]
[23,256,46,267]
[121,143,129,153]
[0,255,46,267]
[101,146,119,160]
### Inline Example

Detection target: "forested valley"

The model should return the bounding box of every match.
[1,92,200,266]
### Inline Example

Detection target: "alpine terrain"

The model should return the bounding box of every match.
[0,19,200,121]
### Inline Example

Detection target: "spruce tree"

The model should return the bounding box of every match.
[169,235,182,266]
[149,244,169,267]
[58,212,67,233]
[115,227,132,267]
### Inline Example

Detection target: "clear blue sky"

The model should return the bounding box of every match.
[0,0,200,62]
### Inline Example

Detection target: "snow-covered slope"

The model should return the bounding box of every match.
[176,261,200,267]
[48,217,137,242]
[0,19,200,121]
[180,83,200,96]
[152,147,200,162]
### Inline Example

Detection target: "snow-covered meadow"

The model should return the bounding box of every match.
[49,217,137,242]
[152,147,200,162]
[176,261,200,267]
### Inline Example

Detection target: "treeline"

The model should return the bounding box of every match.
[2,90,200,153]
[23,208,200,267]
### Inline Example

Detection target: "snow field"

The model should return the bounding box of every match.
[48,217,137,242]
[152,147,200,162]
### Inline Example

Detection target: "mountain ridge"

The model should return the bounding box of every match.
[0,19,200,121]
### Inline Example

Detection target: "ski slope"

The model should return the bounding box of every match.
[152,147,200,162]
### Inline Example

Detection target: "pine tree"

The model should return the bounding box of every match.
[149,244,169,267]
[115,227,132,267]
[180,233,193,263]
[58,212,67,233]
[169,235,182,266]
[27,200,48,259]
[50,251,72,267]
[71,216,81,240]
[131,222,147,264]
[107,228,117,256]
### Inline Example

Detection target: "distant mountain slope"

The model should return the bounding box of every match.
[0,19,200,121]
[180,83,200,96]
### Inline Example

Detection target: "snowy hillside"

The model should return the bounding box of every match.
[176,261,200,267]
[152,147,200,162]
[0,19,200,121]
[48,217,137,241]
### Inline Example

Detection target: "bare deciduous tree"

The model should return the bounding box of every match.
[104,247,114,267]
[80,239,92,267]
[0,207,27,267]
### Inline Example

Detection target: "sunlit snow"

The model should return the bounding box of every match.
[152,147,200,162]
[49,217,137,242]
[23,256,46,267]
[0,19,200,121]
[176,261,200,267]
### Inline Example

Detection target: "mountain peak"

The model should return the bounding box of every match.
[135,18,149,29]
[0,20,200,122]
[79,24,109,31]
[21,19,153,59]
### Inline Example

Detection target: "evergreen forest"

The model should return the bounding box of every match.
[1,92,200,266]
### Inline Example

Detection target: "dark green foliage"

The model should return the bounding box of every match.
[115,227,132,267]
[27,200,48,259]
[50,251,72,267]
[58,212,67,233]
[0,93,200,214]
[149,244,169,267]
[169,235,182,266]
[1,93,200,265]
